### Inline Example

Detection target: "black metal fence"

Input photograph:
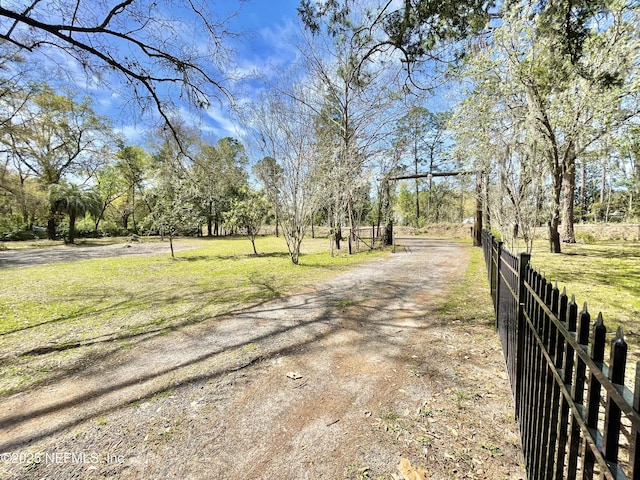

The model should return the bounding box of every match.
[482,229,640,479]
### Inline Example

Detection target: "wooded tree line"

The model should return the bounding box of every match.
[454,0,640,253]
[0,82,255,248]
[0,0,639,261]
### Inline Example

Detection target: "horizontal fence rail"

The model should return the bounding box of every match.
[348,226,385,254]
[482,229,640,480]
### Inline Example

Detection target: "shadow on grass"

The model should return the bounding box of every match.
[561,244,640,259]
[172,251,292,263]
[534,243,640,300]
[173,255,212,262]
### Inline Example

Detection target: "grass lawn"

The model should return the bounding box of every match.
[527,239,640,360]
[0,235,386,396]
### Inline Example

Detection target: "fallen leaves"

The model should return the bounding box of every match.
[396,458,428,480]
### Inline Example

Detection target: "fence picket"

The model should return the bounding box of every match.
[568,305,592,480]
[632,363,640,480]
[603,327,627,468]
[481,229,640,480]
[541,279,556,479]
[556,293,578,479]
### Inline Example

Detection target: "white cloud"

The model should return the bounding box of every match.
[204,105,248,139]
[229,18,301,85]
[114,124,147,144]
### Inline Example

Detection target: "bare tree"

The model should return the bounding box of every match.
[297,21,405,248]
[251,86,323,265]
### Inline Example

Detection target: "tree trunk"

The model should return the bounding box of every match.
[459,175,464,223]
[474,172,482,247]
[549,219,561,253]
[414,140,420,227]
[207,201,214,236]
[47,203,58,240]
[379,179,393,246]
[561,145,576,243]
[580,159,587,222]
[483,170,491,230]
[549,167,563,253]
[47,215,56,240]
[131,186,137,234]
[68,212,77,244]
[600,162,607,204]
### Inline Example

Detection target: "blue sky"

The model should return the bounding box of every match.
[24,0,447,149]
[76,0,304,146]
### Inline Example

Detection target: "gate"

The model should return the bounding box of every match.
[348,226,384,254]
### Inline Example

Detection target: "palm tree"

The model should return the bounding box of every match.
[48,183,101,243]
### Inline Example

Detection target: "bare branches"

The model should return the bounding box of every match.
[0,0,237,144]
[100,1,135,29]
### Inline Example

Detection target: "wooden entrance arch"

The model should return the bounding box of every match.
[387,170,483,247]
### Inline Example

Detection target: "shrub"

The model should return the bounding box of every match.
[2,229,37,241]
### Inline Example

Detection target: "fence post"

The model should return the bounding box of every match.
[489,238,496,309]
[493,240,503,325]
[514,252,530,417]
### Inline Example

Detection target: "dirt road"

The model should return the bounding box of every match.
[0,238,524,479]
[0,241,191,268]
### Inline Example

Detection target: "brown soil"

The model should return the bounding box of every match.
[0,240,192,268]
[0,238,525,479]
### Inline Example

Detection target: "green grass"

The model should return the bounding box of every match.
[529,240,640,354]
[437,242,495,326]
[0,235,386,396]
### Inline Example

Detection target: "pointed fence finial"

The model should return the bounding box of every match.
[610,326,628,385]
[591,313,607,362]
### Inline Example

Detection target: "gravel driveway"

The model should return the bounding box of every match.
[0,238,525,479]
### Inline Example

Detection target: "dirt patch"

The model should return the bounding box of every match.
[0,240,191,268]
[0,238,524,479]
